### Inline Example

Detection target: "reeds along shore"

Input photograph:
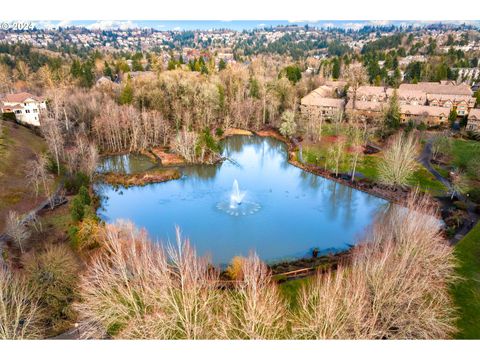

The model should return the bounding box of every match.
[70,192,456,340]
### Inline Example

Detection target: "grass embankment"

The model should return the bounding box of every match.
[450,138,480,199]
[0,121,52,231]
[301,141,447,197]
[452,222,480,339]
[99,167,181,187]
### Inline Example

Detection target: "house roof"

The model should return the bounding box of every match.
[426,93,474,103]
[387,88,427,100]
[399,82,473,96]
[1,92,44,103]
[468,108,480,120]
[401,104,449,117]
[346,100,384,111]
[301,95,344,108]
[354,86,387,97]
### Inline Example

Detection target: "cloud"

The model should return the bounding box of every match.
[368,20,392,26]
[321,22,335,28]
[35,21,58,29]
[57,20,72,28]
[86,20,138,30]
[342,22,365,31]
[257,23,266,28]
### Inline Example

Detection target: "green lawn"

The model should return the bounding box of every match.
[452,222,480,339]
[433,164,450,179]
[279,277,310,310]
[451,139,480,173]
[302,143,447,196]
[301,144,381,180]
[409,167,448,196]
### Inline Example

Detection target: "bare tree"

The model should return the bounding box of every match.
[25,153,51,200]
[171,128,199,163]
[5,211,30,254]
[0,265,42,339]
[279,110,297,139]
[41,117,64,176]
[347,126,364,181]
[378,132,419,188]
[328,136,346,177]
[344,63,368,111]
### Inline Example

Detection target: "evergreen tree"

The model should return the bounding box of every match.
[332,58,341,80]
[218,58,227,71]
[78,186,91,206]
[103,61,113,79]
[384,90,401,129]
[448,107,457,128]
[249,77,260,99]
[119,76,134,105]
[70,196,85,223]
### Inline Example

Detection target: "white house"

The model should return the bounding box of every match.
[0,92,47,127]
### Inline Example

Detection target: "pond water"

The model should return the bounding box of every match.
[96,136,388,266]
[97,153,158,174]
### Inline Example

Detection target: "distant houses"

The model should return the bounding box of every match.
[0,92,47,127]
[300,81,346,119]
[302,80,478,127]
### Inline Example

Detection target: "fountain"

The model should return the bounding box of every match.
[216,179,261,216]
[230,179,246,207]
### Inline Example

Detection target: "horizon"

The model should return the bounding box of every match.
[17,20,480,31]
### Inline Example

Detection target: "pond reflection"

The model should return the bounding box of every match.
[97,136,388,265]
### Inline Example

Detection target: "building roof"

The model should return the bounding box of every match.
[346,100,384,111]
[301,95,344,108]
[324,80,347,89]
[426,93,474,103]
[387,88,427,101]
[468,108,480,120]
[354,86,387,97]
[401,104,449,117]
[399,82,473,96]
[1,92,44,103]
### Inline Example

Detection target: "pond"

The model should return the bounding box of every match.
[96,136,389,266]
[97,153,158,174]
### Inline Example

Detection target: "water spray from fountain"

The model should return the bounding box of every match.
[216,179,261,216]
[230,179,246,207]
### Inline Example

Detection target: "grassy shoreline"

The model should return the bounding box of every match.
[452,221,480,339]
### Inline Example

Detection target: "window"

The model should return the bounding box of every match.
[33,108,38,113]
[15,110,22,114]
[25,109,30,113]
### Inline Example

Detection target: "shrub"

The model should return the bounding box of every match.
[70,196,85,222]
[23,244,80,335]
[292,193,457,339]
[64,172,90,194]
[73,218,101,252]
[220,253,288,339]
[78,186,91,206]
[225,256,245,280]
[377,132,419,188]
[75,222,220,339]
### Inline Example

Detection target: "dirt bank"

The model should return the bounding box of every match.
[98,168,181,187]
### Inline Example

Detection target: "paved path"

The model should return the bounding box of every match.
[419,139,478,244]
